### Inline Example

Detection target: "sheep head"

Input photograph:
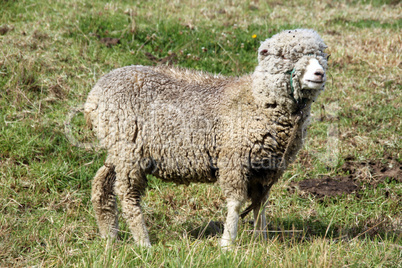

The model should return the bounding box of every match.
[255,29,328,107]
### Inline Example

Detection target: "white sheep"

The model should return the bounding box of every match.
[84,29,328,247]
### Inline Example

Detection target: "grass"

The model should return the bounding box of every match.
[1,0,401,267]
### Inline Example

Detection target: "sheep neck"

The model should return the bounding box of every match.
[240,101,307,220]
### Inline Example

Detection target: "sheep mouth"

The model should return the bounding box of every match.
[306,79,324,84]
[303,79,326,90]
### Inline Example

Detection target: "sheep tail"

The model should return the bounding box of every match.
[64,104,98,149]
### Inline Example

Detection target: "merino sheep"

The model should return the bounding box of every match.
[85,29,328,247]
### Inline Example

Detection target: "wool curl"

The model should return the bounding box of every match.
[85,28,328,247]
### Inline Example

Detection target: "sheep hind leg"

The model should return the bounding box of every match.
[115,168,151,247]
[220,198,244,248]
[253,194,268,241]
[91,165,119,239]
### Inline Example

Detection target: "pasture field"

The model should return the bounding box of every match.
[0,0,401,267]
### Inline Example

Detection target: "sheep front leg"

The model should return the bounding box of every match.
[91,165,119,239]
[114,167,151,247]
[218,164,247,248]
[221,198,243,248]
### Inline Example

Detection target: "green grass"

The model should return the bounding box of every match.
[1,0,401,267]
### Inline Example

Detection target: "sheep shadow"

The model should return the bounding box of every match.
[184,216,400,244]
[124,209,398,245]
[187,220,224,239]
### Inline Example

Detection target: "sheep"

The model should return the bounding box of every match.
[84,29,328,248]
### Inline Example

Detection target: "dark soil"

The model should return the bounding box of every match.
[295,176,360,198]
[99,37,120,47]
[0,25,12,35]
[289,155,401,198]
[145,52,178,66]
[341,155,401,186]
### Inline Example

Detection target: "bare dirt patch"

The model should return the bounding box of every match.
[289,155,401,198]
[341,155,401,186]
[294,177,360,199]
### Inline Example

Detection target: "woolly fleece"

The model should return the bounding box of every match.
[85,29,328,247]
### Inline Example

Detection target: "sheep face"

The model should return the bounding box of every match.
[291,54,328,103]
[301,58,326,90]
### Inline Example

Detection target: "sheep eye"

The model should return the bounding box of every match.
[260,49,268,56]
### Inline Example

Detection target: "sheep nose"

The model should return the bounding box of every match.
[314,70,325,79]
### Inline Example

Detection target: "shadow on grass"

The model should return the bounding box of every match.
[187,220,224,239]
[182,215,399,244]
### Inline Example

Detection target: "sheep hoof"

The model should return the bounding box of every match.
[138,240,152,248]
[220,238,234,250]
[253,230,267,241]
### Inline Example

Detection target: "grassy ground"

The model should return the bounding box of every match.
[1,0,401,267]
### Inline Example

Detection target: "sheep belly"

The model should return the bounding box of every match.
[143,101,220,184]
